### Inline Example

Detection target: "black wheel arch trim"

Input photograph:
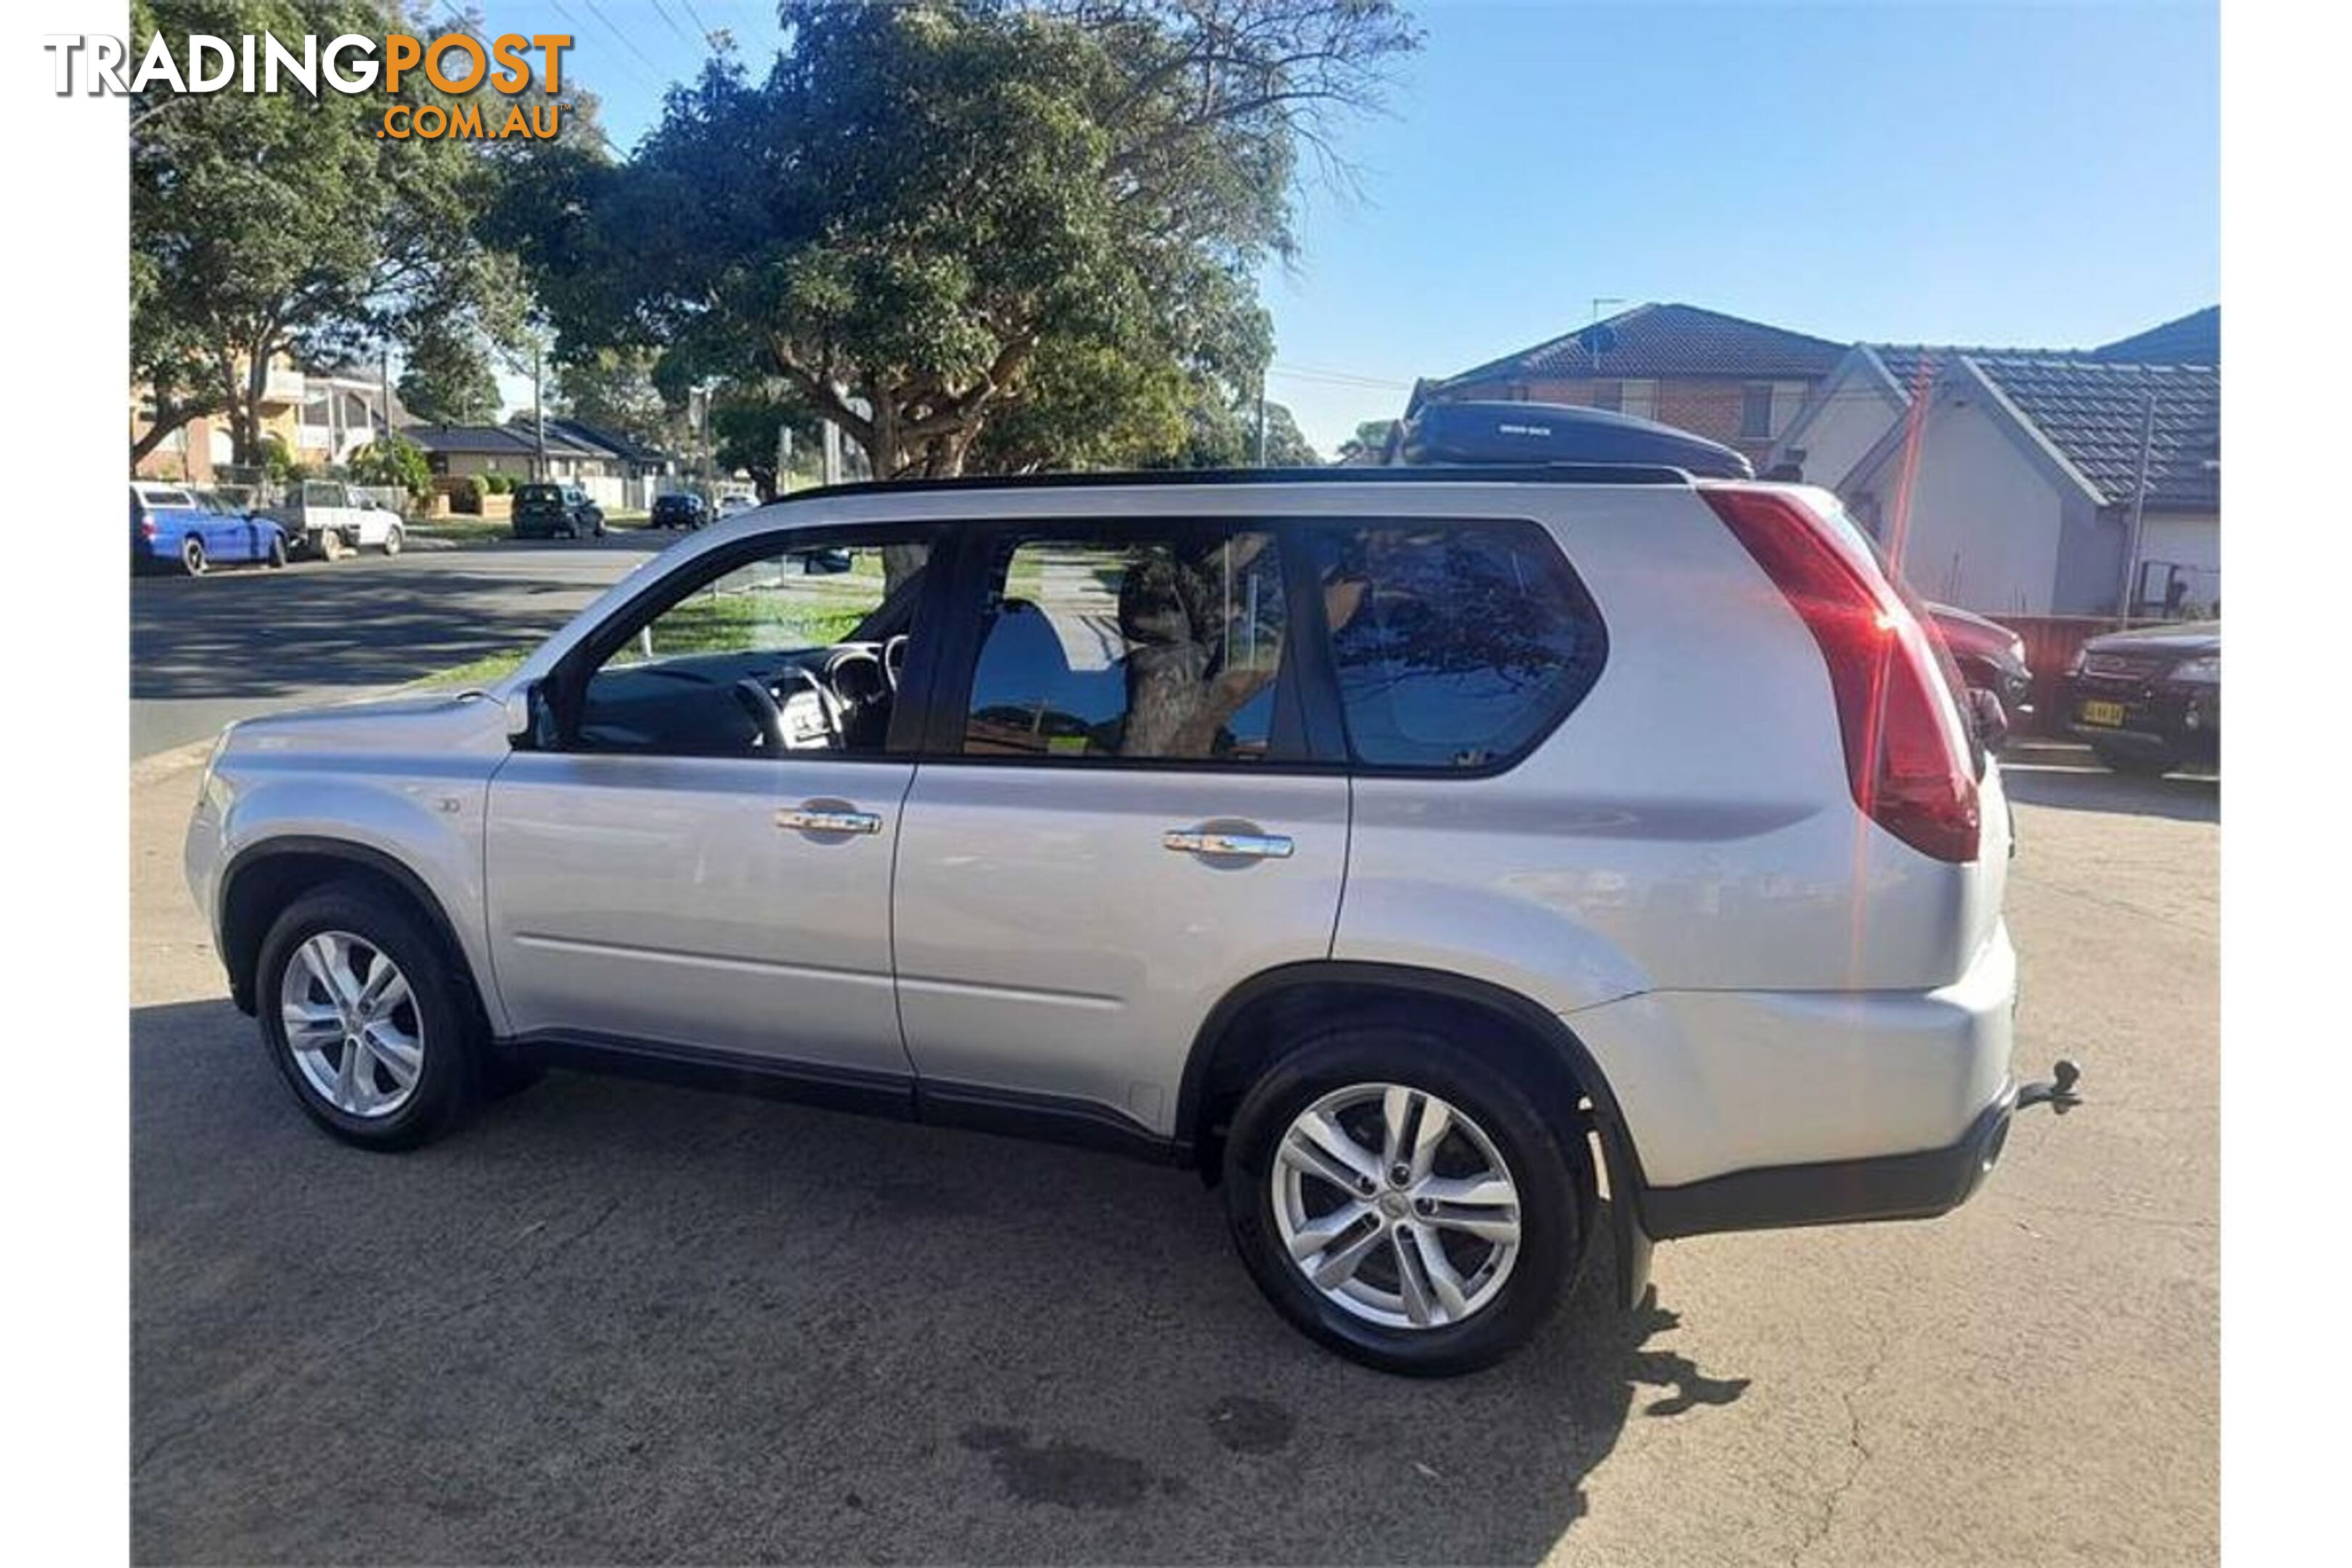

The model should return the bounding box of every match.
[216,836,476,1017]
[1176,959,1658,1305]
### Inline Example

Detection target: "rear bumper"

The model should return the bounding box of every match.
[1640,1086,2015,1239]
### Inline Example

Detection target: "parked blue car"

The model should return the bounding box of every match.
[132,481,288,576]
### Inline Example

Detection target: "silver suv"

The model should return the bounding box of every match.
[185,462,2073,1373]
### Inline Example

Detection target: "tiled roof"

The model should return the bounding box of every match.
[1869,343,2096,397]
[1442,302,1850,386]
[542,416,672,466]
[2090,306,2218,367]
[1970,357,2219,511]
[402,422,599,457]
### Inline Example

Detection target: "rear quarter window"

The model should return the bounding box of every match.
[1308,518,1606,771]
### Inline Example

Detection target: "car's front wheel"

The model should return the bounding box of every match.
[380,523,404,558]
[256,883,478,1151]
[1222,1027,1585,1375]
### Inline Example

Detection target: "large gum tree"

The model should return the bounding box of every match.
[499,0,1418,482]
[130,0,566,470]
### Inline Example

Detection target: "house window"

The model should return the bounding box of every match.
[1621,379,1659,420]
[1591,380,1623,412]
[1739,383,1776,438]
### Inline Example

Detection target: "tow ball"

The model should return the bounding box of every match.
[2016,1058,2083,1116]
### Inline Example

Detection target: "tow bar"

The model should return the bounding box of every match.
[2016,1058,2084,1115]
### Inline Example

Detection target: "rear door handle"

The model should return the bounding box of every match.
[776,807,882,835]
[1163,828,1294,859]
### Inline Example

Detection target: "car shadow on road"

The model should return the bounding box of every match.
[1999,762,2220,824]
[129,558,639,703]
[131,998,1749,1566]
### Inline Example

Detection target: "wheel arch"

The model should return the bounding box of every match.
[1177,960,1657,1304]
[217,837,477,1021]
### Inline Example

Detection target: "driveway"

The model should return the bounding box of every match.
[128,536,664,757]
[128,749,2217,1564]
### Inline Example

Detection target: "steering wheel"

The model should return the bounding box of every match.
[731,677,785,750]
[881,634,910,693]
[772,664,844,748]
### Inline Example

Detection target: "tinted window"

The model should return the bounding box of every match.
[517,485,562,505]
[963,528,1287,762]
[1309,520,1604,769]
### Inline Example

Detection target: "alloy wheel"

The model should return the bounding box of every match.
[277,930,426,1119]
[1270,1082,1523,1330]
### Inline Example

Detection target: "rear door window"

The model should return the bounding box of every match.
[1307,520,1606,770]
[960,526,1291,763]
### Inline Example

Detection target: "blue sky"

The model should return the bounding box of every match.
[491,0,2219,454]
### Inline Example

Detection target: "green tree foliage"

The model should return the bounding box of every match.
[709,383,827,499]
[498,0,1416,479]
[1336,418,1399,462]
[1158,394,1318,468]
[553,347,687,450]
[128,0,569,467]
[347,433,433,500]
[396,325,502,425]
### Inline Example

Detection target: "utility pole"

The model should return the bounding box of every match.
[1254,365,1269,467]
[2117,385,2160,618]
[531,338,547,483]
[378,346,393,444]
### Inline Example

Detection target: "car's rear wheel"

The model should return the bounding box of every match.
[256,883,478,1151]
[2091,743,2176,777]
[179,536,206,576]
[380,523,404,558]
[1222,1027,1585,1375]
[318,529,347,563]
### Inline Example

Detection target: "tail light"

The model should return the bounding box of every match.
[1701,486,1980,863]
[139,516,158,539]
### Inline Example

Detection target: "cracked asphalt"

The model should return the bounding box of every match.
[131,745,2217,1564]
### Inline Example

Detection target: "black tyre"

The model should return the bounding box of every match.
[1222,1026,1586,1376]
[381,523,404,558]
[254,881,481,1151]
[266,532,288,568]
[2091,743,2176,777]
[180,536,206,576]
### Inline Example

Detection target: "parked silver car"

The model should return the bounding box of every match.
[186,460,2075,1373]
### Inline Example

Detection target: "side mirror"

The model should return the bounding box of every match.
[508,680,560,751]
[1967,687,2011,753]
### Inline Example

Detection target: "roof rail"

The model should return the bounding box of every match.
[770,462,1694,505]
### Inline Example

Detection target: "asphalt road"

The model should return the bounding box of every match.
[128,535,666,757]
[128,740,2218,1565]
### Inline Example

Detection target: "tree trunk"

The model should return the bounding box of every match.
[131,404,200,467]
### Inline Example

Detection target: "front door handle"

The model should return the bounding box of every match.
[1163,828,1294,859]
[777,807,882,835]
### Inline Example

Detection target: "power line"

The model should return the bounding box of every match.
[647,0,699,52]
[433,0,624,160]
[581,0,671,81]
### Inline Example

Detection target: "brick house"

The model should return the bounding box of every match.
[1406,301,1851,466]
[1772,308,2219,616]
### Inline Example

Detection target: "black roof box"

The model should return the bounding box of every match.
[1397,400,1754,479]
